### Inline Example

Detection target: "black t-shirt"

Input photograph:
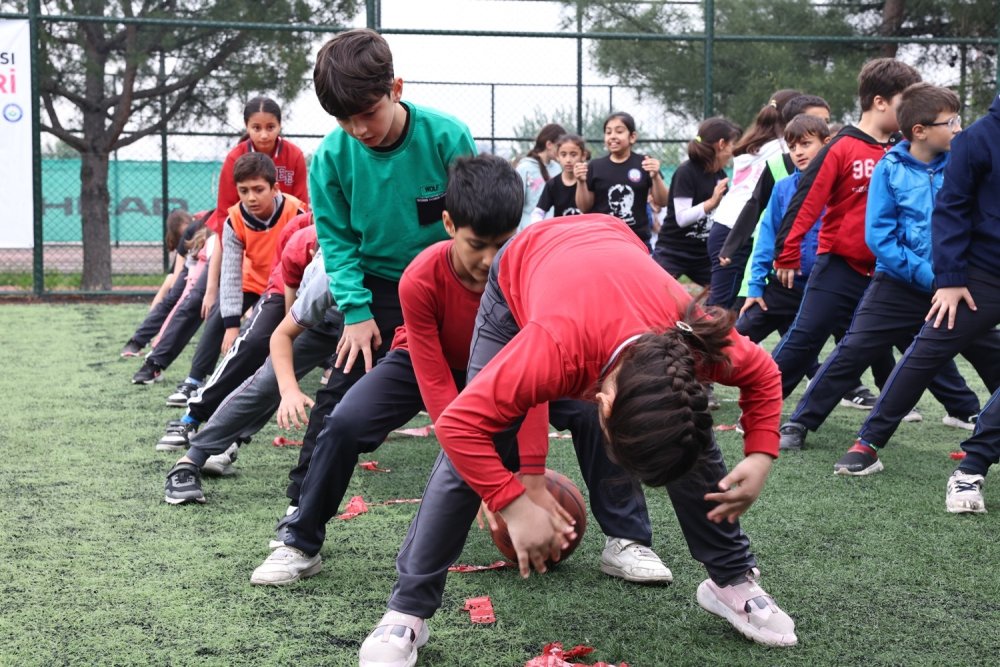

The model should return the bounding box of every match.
[536,175,582,219]
[654,160,724,259]
[586,153,652,242]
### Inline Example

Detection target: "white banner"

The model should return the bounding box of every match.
[0,20,33,248]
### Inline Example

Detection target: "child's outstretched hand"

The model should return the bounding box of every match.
[927,286,977,330]
[572,162,588,183]
[704,453,773,523]
[641,155,661,178]
[499,492,576,578]
[276,388,315,430]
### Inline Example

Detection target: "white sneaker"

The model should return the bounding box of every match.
[359,610,428,667]
[249,546,322,585]
[942,414,977,431]
[600,537,672,584]
[902,408,922,423]
[202,442,239,477]
[946,471,986,514]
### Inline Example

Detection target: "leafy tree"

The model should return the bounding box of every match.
[850,0,999,115]
[564,1,999,127]
[563,1,869,128]
[10,0,358,289]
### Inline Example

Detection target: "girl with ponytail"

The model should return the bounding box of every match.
[652,117,741,287]
[705,90,800,309]
[514,123,566,229]
[380,214,798,652]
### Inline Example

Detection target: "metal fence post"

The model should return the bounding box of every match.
[704,0,714,119]
[28,0,43,295]
[576,0,583,135]
[159,50,169,272]
[490,83,496,154]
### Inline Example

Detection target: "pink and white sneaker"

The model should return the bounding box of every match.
[359,610,429,667]
[696,568,797,647]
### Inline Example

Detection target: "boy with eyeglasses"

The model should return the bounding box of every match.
[778,83,996,467]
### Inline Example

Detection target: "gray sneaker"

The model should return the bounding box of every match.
[156,420,197,452]
[164,463,205,505]
[250,546,322,585]
[202,442,239,477]
[778,422,807,451]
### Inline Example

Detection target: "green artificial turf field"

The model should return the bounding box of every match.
[1,303,998,666]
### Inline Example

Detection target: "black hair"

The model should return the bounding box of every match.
[733,89,801,156]
[313,28,395,119]
[164,209,192,252]
[688,117,742,173]
[784,114,832,146]
[896,82,961,141]
[603,304,735,487]
[446,155,523,237]
[782,95,830,124]
[858,58,922,111]
[232,152,277,187]
[243,96,282,124]
[517,123,566,182]
[604,111,637,134]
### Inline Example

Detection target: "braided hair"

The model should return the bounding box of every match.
[603,304,735,487]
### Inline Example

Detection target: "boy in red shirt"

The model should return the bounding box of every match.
[770,59,921,434]
[360,215,798,667]
[250,156,669,590]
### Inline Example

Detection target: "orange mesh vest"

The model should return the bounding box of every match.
[226,194,305,295]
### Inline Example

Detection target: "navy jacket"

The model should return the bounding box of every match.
[932,95,1000,287]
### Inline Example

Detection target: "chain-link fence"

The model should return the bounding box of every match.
[2,0,998,295]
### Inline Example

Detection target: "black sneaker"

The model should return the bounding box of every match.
[156,420,197,452]
[164,463,206,505]
[833,441,884,476]
[132,360,164,385]
[839,386,877,410]
[166,382,201,408]
[120,339,144,358]
[778,422,807,451]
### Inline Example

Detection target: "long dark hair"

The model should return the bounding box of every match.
[518,123,566,181]
[688,117,742,173]
[603,304,735,487]
[732,89,800,157]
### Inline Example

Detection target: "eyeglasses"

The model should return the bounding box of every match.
[925,115,962,130]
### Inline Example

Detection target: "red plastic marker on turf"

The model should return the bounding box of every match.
[272,436,303,447]
[359,460,391,473]
[336,496,369,520]
[950,451,967,460]
[448,561,513,573]
[463,596,496,624]
[524,642,629,667]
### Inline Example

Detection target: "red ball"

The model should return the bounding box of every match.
[490,469,587,567]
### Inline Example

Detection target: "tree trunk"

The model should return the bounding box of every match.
[879,0,906,58]
[79,150,112,291]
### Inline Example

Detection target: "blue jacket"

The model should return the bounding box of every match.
[865,140,947,293]
[746,170,820,298]
[932,95,1000,287]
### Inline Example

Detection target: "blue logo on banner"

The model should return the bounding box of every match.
[3,103,23,123]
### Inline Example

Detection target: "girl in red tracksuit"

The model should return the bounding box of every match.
[365,215,798,666]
